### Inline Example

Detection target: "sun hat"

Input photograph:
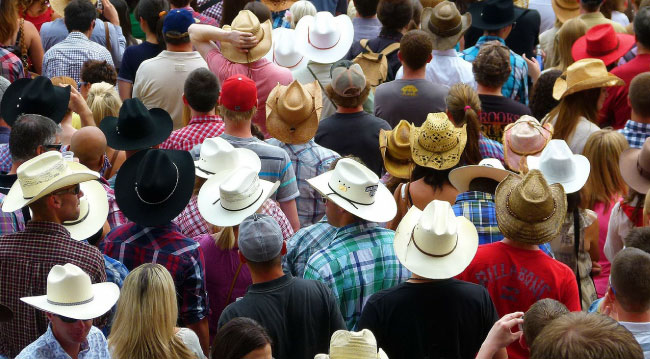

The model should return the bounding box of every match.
[527,139,590,193]
[50,0,97,17]
[115,149,194,227]
[266,80,322,144]
[330,60,366,97]
[21,263,119,320]
[307,158,397,223]
[394,200,478,279]
[571,24,635,66]
[495,169,567,244]
[0,76,71,126]
[619,137,650,194]
[467,0,525,31]
[314,329,388,359]
[552,0,580,23]
[421,1,472,51]
[502,115,553,172]
[0,303,12,322]
[198,167,279,227]
[552,58,624,100]
[238,213,284,262]
[264,27,310,71]
[379,120,414,179]
[194,137,261,179]
[296,12,354,64]
[2,152,99,213]
[449,158,516,193]
[162,9,197,35]
[221,10,273,64]
[219,75,258,112]
[62,180,109,241]
[410,112,467,170]
[99,98,173,151]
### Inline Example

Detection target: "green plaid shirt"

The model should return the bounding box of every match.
[304,221,410,330]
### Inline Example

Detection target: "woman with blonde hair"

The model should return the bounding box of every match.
[550,18,587,73]
[287,0,316,28]
[109,263,206,359]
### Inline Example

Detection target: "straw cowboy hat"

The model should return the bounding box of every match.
[296,12,354,64]
[379,120,414,179]
[221,10,273,64]
[2,152,99,213]
[261,0,296,12]
[62,180,109,241]
[468,0,524,31]
[394,200,478,279]
[449,158,516,193]
[619,137,650,194]
[552,58,624,100]
[50,0,97,17]
[314,329,388,359]
[410,112,467,170]
[264,28,310,71]
[308,158,397,223]
[194,137,261,179]
[552,0,580,24]
[266,80,323,144]
[100,98,173,151]
[502,115,553,172]
[21,263,119,320]
[572,24,635,66]
[421,1,471,51]
[495,169,567,244]
[1,76,71,126]
[527,139,590,194]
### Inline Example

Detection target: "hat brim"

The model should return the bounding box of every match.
[63,180,108,241]
[552,0,580,24]
[527,154,590,193]
[115,149,195,226]
[380,128,413,179]
[0,78,71,126]
[410,125,467,170]
[194,147,261,179]
[265,82,323,144]
[468,3,525,30]
[99,108,173,151]
[393,206,478,279]
[20,282,119,320]
[295,15,354,64]
[553,73,624,100]
[449,165,516,192]
[571,33,636,66]
[620,147,650,194]
[422,9,472,51]
[307,171,397,223]
[222,20,273,64]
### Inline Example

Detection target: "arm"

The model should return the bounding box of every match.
[476,312,524,359]
[604,204,624,262]
[188,23,258,60]
[186,317,209,356]
[117,80,133,101]
[279,199,300,231]
[24,20,43,74]
[585,218,599,262]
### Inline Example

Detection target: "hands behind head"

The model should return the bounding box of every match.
[228,30,259,53]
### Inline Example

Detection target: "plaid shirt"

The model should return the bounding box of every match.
[303,221,410,330]
[100,178,127,229]
[0,192,25,235]
[479,134,505,164]
[271,9,291,29]
[461,36,529,105]
[0,221,107,358]
[283,217,338,278]
[42,32,114,84]
[197,0,222,24]
[100,254,128,337]
[0,144,11,173]
[160,115,225,151]
[182,6,219,27]
[266,139,340,227]
[0,48,26,83]
[618,120,650,149]
[452,191,502,245]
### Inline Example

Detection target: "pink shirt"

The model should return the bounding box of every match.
[592,198,619,297]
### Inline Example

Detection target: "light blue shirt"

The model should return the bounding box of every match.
[16,325,110,359]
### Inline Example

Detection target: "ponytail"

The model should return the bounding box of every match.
[446,83,483,165]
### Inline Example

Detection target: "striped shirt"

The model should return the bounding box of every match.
[619,321,650,359]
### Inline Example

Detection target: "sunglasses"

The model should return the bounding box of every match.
[52,184,81,196]
[44,143,62,151]
[56,314,80,323]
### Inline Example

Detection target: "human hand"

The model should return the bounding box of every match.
[63,84,91,116]
[100,0,120,26]
[477,312,524,359]
[523,53,541,83]
[591,261,602,276]
[228,30,258,53]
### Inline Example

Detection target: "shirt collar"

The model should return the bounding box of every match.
[25,221,71,237]
[476,36,506,46]
[188,115,223,125]
[335,220,378,237]
[455,191,495,203]
[581,12,606,19]
[624,119,650,131]
[66,31,89,41]
[248,273,293,293]
[432,49,458,56]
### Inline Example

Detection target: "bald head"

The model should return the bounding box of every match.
[70,127,107,172]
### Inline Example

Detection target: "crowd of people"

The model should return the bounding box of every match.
[1,0,650,356]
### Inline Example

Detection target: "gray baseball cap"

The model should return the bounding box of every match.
[330,60,366,98]
[239,214,284,262]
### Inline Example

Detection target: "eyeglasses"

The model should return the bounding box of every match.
[56,314,80,324]
[320,196,328,204]
[52,184,81,196]
[44,143,62,151]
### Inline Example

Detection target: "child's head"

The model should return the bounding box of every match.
[522,298,569,348]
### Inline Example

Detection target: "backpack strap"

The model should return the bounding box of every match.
[360,39,372,53]
[380,42,400,56]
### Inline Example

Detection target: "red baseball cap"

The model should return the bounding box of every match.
[219,75,257,112]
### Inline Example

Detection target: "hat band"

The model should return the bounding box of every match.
[638,158,650,180]
[326,182,375,210]
[410,231,458,257]
[63,205,90,226]
[47,295,94,306]
[587,38,619,56]
[307,27,341,50]
[428,19,462,37]
[215,190,264,212]
[20,161,68,199]
[134,162,179,205]
[274,52,304,69]
[196,166,215,176]
[505,188,557,222]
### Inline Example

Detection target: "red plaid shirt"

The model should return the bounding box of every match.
[0,48,26,83]
[100,178,127,229]
[0,222,106,358]
[159,115,225,151]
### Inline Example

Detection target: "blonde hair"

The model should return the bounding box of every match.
[108,263,196,359]
[0,0,18,44]
[213,226,236,250]
[289,0,316,28]
[86,82,122,126]
[644,187,650,225]
[581,130,629,210]
[553,18,587,72]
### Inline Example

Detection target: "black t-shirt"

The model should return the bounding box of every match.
[464,9,540,59]
[315,111,392,176]
[218,274,346,359]
[357,279,499,359]
[118,41,163,83]
[0,173,29,222]
[478,94,532,142]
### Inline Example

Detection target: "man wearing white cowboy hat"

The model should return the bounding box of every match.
[304,157,409,330]
[0,151,107,358]
[16,263,119,359]
[358,200,502,359]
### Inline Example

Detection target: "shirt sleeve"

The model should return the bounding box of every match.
[110,23,126,66]
[117,47,135,83]
[275,153,300,203]
[604,202,625,262]
[178,246,209,325]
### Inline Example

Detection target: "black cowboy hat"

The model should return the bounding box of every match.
[99,98,173,151]
[0,76,71,126]
[115,149,194,226]
[0,303,13,322]
[468,0,525,31]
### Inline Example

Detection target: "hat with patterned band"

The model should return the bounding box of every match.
[379,120,414,179]
[410,112,467,170]
[296,12,354,64]
[194,137,261,179]
[0,76,71,126]
[221,10,273,64]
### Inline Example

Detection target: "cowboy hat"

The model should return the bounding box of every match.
[552,58,624,100]
[410,112,467,170]
[572,24,635,66]
[502,115,553,172]
[264,27,310,71]
[0,304,12,322]
[0,76,71,126]
[296,12,354,64]
[62,180,109,241]
[552,0,580,23]
[266,80,322,144]
[379,120,414,179]
[99,98,173,151]
[495,169,567,244]
[449,158,516,193]
[115,149,195,227]
[221,10,273,64]
[619,137,650,194]
[198,167,279,227]
[468,0,525,31]
[2,152,99,213]
[50,0,97,17]
[194,137,261,178]
[421,1,471,51]
[527,139,590,194]
[21,263,119,320]
[314,329,389,359]
[394,200,478,279]
[261,0,296,12]
[307,158,397,223]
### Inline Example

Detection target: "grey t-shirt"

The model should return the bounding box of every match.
[373,79,449,127]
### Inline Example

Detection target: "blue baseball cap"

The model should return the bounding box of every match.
[162,9,196,35]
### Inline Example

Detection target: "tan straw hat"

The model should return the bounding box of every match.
[410,112,467,170]
[619,137,650,194]
[379,120,414,179]
[314,329,388,359]
[552,0,580,24]
[266,80,323,144]
[552,58,624,100]
[221,10,273,64]
[495,169,567,245]
[50,0,97,17]
[421,1,472,51]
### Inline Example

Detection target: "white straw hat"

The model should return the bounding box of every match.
[62,180,108,241]
[314,329,389,359]
[264,27,310,71]
[448,158,516,193]
[296,12,354,64]
[527,139,590,193]
[194,137,261,179]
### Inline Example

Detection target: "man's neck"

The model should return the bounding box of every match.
[401,65,426,80]
[631,111,650,124]
[249,266,285,284]
[337,106,364,114]
[356,14,378,19]
[224,120,253,138]
[30,209,63,224]
[477,84,503,96]
[482,32,504,40]
[190,109,217,118]
[616,308,650,323]
[8,161,22,175]
[166,43,194,52]
[637,43,650,55]
[169,4,190,8]
[502,238,539,250]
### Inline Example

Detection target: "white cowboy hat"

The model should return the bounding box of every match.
[394,200,478,279]
[448,158,516,193]
[527,139,590,194]
[194,137,261,179]
[295,12,354,64]
[62,180,108,241]
[314,329,389,359]
[307,158,396,223]
[198,167,279,227]
[21,263,119,320]
[264,28,310,71]
[2,152,99,213]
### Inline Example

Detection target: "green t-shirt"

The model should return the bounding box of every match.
[130,12,145,39]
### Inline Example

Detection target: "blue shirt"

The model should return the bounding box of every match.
[618,120,650,149]
[42,32,114,84]
[16,325,110,359]
[117,41,163,83]
[352,17,382,43]
[452,191,502,245]
[101,254,128,337]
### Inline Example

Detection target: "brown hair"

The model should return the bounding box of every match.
[629,72,650,118]
[472,41,511,89]
[600,0,626,18]
[399,30,432,70]
[211,318,272,359]
[522,299,569,346]
[218,105,257,123]
[554,18,587,72]
[81,60,118,86]
[624,227,650,254]
[611,247,650,312]
[0,0,18,44]
[580,130,628,210]
[377,0,413,30]
[446,83,482,165]
[546,87,601,142]
[326,83,372,109]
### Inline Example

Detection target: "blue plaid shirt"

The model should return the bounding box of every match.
[42,32,114,84]
[452,191,502,245]
[283,217,338,278]
[0,144,10,174]
[479,134,505,164]
[618,120,650,148]
[461,36,529,105]
[101,254,128,337]
[271,9,291,29]
[15,325,109,359]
